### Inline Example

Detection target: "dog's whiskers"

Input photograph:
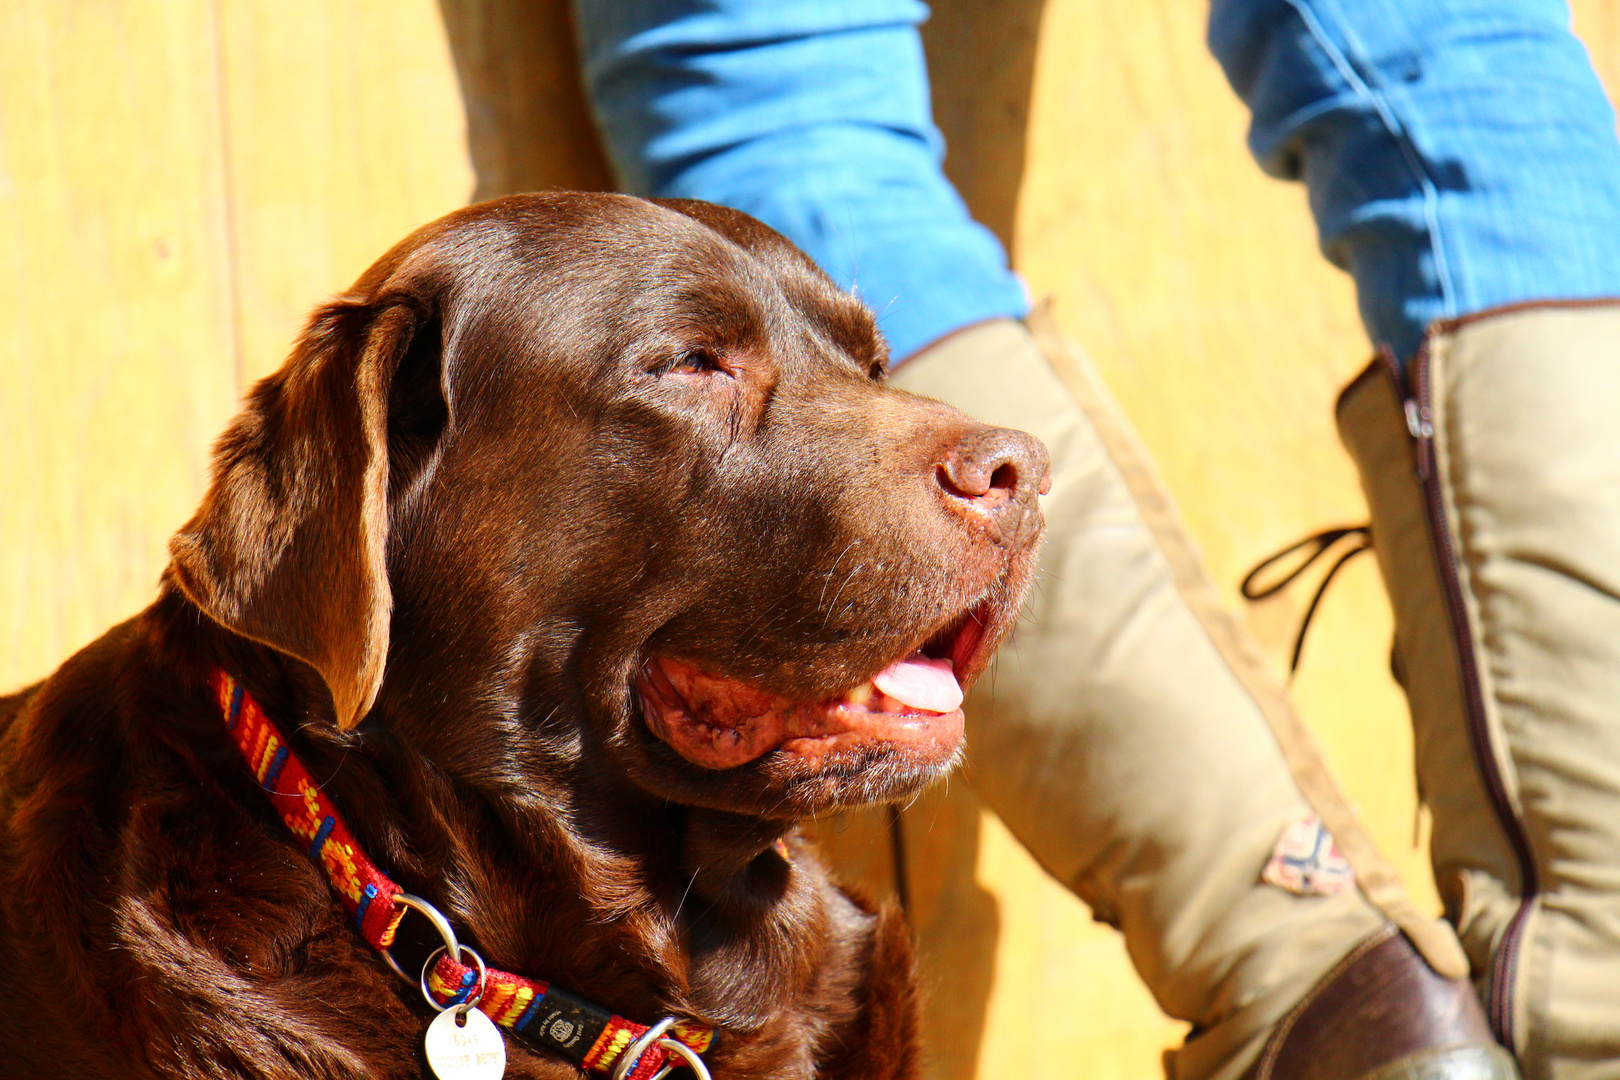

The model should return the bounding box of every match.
[822,563,869,629]
[817,539,864,613]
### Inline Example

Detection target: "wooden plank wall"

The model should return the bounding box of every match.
[2,3,1615,1077]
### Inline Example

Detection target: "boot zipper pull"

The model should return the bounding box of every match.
[1404,398,1434,439]
[1404,398,1435,481]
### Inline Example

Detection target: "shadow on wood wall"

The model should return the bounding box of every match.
[437,0,612,197]
[924,0,1049,252]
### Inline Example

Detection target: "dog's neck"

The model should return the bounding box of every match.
[148,586,832,1035]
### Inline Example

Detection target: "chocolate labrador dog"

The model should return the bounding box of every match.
[0,194,1046,1080]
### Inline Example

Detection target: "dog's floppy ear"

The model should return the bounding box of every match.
[170,296,432,729]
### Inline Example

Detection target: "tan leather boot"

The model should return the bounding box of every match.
[1337,301,1620,1080]
[891,311,1513,1080]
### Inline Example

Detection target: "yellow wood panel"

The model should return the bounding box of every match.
[0,0,238,693]
[1576,0,1620,81]
[4,5,1617,1080]
[213,0,472,381]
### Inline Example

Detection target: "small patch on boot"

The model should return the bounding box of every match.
[1261,814,1354,896]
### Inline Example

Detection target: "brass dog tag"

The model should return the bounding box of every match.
[425,1006,507,1080]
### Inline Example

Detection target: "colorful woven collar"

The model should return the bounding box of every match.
[212,670,714,1078]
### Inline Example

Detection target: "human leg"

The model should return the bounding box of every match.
[1208,0,1620,365]
[1209,3,1620,1073]
[1336,306,1620,1078]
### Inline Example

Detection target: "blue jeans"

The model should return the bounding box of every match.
[574,0,1620,365]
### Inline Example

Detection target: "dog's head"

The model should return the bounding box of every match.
[169,194,1046,819]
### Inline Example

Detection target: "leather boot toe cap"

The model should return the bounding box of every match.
[1258,928,1520,1080]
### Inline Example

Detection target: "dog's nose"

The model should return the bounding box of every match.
[938,427,1051,535]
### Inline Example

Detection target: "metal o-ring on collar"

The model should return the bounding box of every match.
[380,893,461,984]
[419,943,489,1013]
[614,1017,713,1080]
[380,893,489,1012]
[652,1037,712,1080]
[614,1019,674,1080]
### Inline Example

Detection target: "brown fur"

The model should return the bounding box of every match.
[0,193,1045,1079]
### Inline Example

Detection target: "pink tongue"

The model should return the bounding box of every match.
[871,654,964,713]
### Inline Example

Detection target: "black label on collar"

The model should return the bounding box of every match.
[516,986,613,1064]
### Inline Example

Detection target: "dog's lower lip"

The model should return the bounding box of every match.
[633,595,1001,770]
[634,654,966,771]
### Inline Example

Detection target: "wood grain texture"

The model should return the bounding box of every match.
[213,0,473,381]
[3,3,1617,1078]
[0,0,237,692]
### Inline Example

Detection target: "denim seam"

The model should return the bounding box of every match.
[1282,0,1459,331]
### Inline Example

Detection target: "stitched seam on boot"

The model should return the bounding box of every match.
[1436,297,1620,336]
[1430,333,1530,825]
[1427,327,1538,1050]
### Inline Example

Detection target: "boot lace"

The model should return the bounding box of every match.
[1240,525,1372,677]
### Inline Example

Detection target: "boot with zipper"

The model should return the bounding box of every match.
[1337,301,1620,1080]
[891,309,1516,1080]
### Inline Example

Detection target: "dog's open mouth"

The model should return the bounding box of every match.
[634,601,993,770]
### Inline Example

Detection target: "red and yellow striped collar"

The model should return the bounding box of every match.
[213,670,713,1078]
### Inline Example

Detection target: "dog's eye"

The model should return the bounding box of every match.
[657,349,723,377]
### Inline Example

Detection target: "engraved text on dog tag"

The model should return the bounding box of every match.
[425,1006,507,1080]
